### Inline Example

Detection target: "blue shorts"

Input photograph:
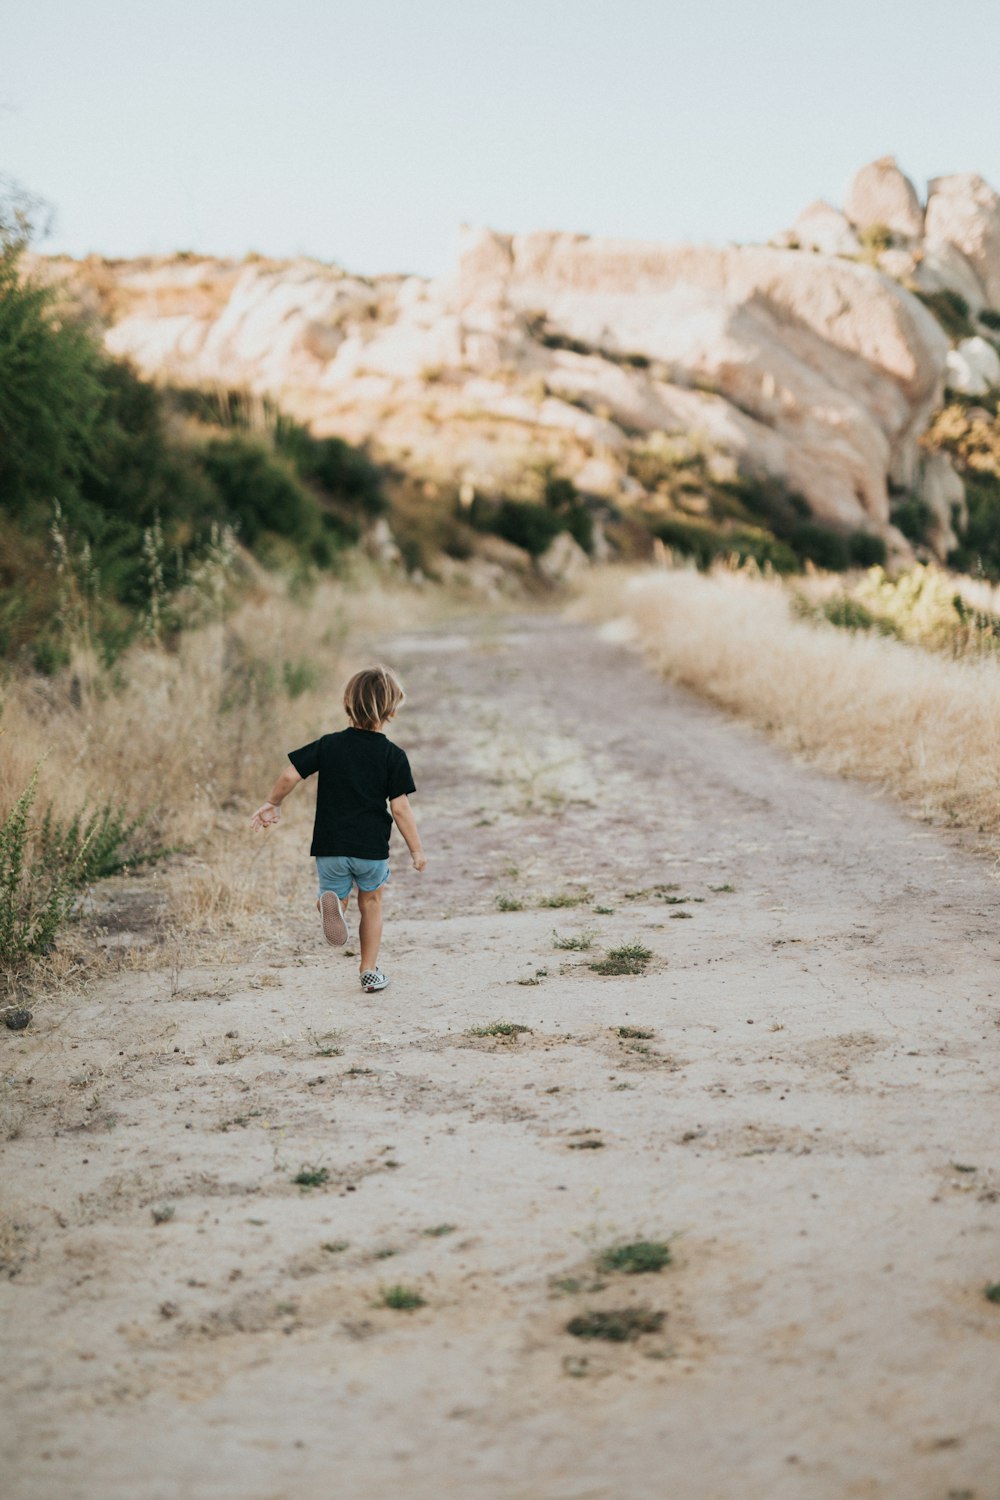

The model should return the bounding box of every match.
[316,855,390,901]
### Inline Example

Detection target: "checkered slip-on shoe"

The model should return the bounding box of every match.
[320,892,348,947]
[360,969,389,993]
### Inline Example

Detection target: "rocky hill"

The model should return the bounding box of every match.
[50,158,1000,565]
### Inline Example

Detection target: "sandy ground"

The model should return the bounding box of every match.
[3,609,1000,1500]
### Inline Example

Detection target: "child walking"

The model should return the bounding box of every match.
[250,665,426,993]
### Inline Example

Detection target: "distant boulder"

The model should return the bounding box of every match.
[924,173,1000,310]
[844,156,924,241]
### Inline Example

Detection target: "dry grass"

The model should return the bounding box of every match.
[1,560,456,972]
[575,564,1000,842]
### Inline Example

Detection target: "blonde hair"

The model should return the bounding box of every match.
[343,665,405,730]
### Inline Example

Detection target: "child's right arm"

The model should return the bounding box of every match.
[389,794,427,871]
[250,766,302,831]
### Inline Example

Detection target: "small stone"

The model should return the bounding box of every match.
[4,1010,32,1031]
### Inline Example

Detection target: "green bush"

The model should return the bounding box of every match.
[0,769,164,972]
[0,245,107,522]
[487,500,563,557]
[789,522,852,571]
[892,497,933,545]
[849,531,888,567]
[951,472,1000,577]
[979,309,1000,332]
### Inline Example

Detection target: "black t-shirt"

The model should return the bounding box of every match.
[288,729,416,858]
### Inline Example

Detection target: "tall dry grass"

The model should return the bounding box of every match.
[575,564,1000,843]
[1,559,457,970]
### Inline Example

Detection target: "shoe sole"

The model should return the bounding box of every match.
[320,892,348,947]
[362,978,389,993]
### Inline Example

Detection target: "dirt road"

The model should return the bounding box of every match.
[3,610,1000,1500]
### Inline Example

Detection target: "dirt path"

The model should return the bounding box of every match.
[4,610,1000,1500]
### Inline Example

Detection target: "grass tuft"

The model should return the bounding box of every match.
[540,890,591,909]
[598,1240,672,1274]
[380,1284,426,1311]
[469,1020,533,1038]
[293,1166,329,1188]
[591,943,654,977]
[495,893,524,912]
[566,1306,665,1342]
[553,929,596,951]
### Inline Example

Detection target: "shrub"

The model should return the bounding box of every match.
[891,497,933,546]
[789,522,852,571]
[849,531,887,567]
[489,499,563,557]
[979,309,1000,332]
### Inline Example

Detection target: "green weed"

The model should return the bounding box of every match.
[616,1026,654,1040]
[566,1307,665,1342]
[553,930,596,951]
[293,1166,329,1188]
[380,1285,426,1311]
[598,1240,672,1274]
[422,1224,456,1238]
[591,944,654,977]
[496,893,524,912]
[470,1020,533,1038]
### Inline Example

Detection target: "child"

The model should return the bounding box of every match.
[250,665,426,993]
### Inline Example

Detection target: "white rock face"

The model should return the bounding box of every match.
[924,174,1000,311]
[945,336,1000,395]
[449,229,947,530]
[62,177,966,559]
[844,156,924,240]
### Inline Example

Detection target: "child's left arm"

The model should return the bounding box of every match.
[250,766,302,831]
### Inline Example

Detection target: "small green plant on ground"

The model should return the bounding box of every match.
[985,1283,1000,1304]
[423,1224,456,1237]
[322,1240,349,1253]
[591,943,654,977]
[517,969,548,985]
[373,1247,398,1260]
[151,1203,175,1224]
[541,890,591,909]
[709,883,735,893]
[495,892,524,912]
[568,1137,605,1150]
[566,1307,665,1342]
[553,929,596,950]
[598,1240,672,1274]
[380,1285,426,1310]
[293,1166,329,1188]
[616,1026,654,1040]
[594,905,614,915]
[469,1020,533,1038]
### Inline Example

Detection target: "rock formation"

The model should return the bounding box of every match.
[51,156,1000,564]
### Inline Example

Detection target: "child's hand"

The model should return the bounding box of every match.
[411,850,427,873]
[251,802,281,831]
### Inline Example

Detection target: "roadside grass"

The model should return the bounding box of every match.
[616,1026,654,1039]
[575,564,1000,847]
[591,943,653,976]
[1,562,455,990]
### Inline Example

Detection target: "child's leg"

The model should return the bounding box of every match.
[356,886,384,973]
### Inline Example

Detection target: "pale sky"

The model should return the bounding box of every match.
[2,0,997,277]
